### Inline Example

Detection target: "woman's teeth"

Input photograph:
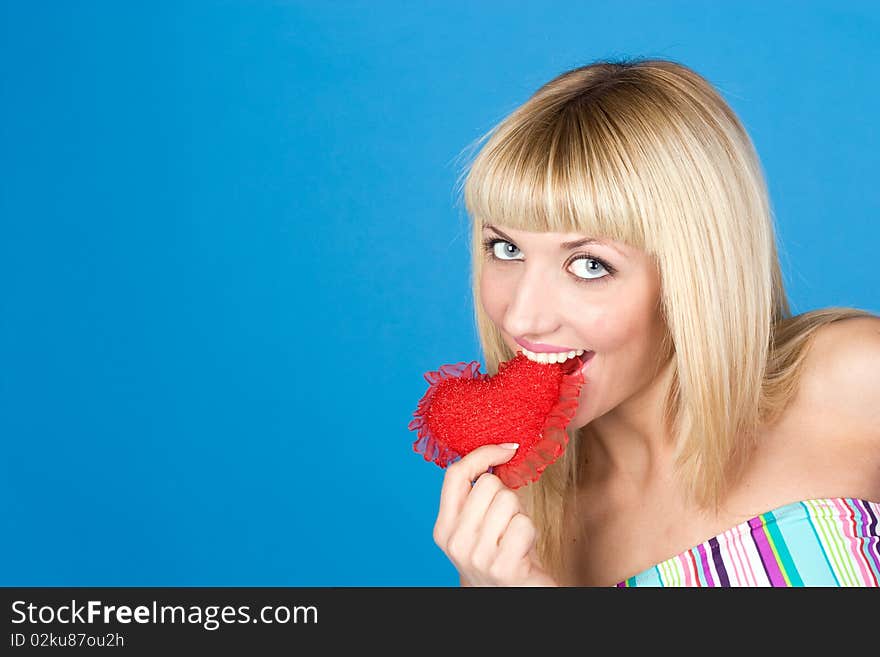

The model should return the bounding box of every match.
[520,348,587,364]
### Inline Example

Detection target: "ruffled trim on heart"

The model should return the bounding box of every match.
[408,357,586,490]
[493,365,585,489]
[408,360,485,469]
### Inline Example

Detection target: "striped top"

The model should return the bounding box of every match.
[617,497,880,587]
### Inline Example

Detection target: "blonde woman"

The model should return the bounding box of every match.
[431,58,880,587]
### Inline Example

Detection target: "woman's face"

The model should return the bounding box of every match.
[478,223,669,430]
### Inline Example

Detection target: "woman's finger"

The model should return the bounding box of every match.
[470,487,522,569]
[433,443,519,545]
[494,512,537,569]
[450,472,504,548]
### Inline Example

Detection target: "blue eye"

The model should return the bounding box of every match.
[481,236,615,284]
[568,256,611,281]
[482,238,523,261]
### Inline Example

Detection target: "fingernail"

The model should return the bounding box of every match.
[499,442,519,449]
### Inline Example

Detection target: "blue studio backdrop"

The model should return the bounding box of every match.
[1,1,877,585]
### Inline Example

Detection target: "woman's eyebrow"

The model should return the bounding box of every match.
[484,224,622,254]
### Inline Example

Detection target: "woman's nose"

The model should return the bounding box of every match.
[501,270,560,339]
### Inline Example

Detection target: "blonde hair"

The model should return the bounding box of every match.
[455,58,876,583]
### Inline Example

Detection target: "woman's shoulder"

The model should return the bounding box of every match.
[796,314,880,441]
[763,313,880,500]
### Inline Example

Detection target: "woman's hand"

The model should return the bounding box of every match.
[432,443,559,587]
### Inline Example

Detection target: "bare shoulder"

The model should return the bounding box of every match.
[800,315,880,440]
[787,315,880,494]
[749,314,880,506]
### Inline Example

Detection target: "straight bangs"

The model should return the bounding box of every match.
[460,97,655,255]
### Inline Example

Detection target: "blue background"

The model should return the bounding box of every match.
[1,1,877,585]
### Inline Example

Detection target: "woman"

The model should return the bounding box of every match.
[432,58,880,587]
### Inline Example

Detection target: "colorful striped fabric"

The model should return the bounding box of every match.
[616,497,880,587]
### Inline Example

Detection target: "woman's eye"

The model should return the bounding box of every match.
[483,238,613,283]
[490,240,523,260]
[568,256,610,280]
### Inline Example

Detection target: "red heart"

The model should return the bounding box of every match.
[408,353,585,489]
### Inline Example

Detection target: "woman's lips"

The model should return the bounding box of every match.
[515,337,581,353]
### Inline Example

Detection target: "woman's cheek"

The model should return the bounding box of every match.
[574,308,611,349]
[479,271,506,323]
[580,297,645,352]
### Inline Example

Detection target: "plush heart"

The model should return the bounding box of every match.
[408,352,586,489]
